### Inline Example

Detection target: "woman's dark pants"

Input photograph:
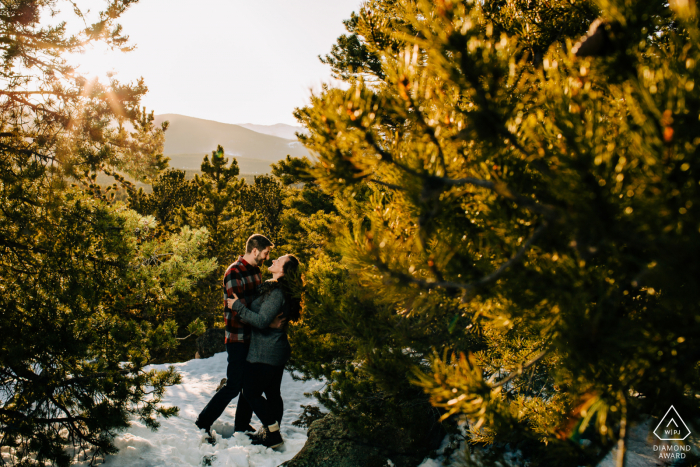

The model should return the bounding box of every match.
[242,362,285,427]
[195,343,253,430]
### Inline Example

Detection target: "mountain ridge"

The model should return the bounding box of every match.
[153,114,309,173]
[237,123,306,140]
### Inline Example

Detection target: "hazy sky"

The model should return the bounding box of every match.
[70,0,362,125]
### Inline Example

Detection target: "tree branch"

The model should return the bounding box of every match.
[1,92,62,117]
[408,94,448,175]
[0,408,90,424]
[0,90,72,97]
[374,222,549,296]
[368,178,404,190]
[48,395,102,446]
[363,129,422,177]
[369,173,554,217]
[488,350,548,388]
[58,369,134,387]
[437,176,555,216]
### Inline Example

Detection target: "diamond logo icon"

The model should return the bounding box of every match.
[654,406,691,441]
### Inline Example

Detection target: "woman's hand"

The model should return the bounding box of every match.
[269,313,287,329]
[227,294,239,308]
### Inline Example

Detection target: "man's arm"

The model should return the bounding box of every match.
[223,268,246,304]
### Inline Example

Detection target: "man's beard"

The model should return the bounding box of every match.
[254,251,266,266]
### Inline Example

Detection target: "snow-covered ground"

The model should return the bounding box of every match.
[69,352,466,467]
[74,352,325,467]
[12,351,674,467]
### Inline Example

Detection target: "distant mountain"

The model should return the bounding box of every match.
[165,154,274,174]
[154,114,310,174]
[237,123,307,140]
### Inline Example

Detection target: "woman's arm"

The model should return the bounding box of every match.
[230,289,285,329]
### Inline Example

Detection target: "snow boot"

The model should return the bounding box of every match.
[234,423,256,433]
[251,423,283,449]
[195,420,216,445]
[245,425,265,442]
[201,428,216,445]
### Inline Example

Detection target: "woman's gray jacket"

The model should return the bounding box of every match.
[231,285,290,367]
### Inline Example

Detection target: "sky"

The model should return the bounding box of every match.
[68,0,363,126]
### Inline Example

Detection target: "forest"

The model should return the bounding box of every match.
[1,0,699,466]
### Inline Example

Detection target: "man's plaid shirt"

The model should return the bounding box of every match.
[223,256,261,344]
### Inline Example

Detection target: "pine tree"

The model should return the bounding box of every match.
[0,1,212,464]
[180,145,252,261]
[268,156,338,262]
[240,174,285,244]
[295,0,700,465]
[129,168,199,230]
[175,146,258,328]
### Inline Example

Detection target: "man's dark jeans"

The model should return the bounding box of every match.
[196,342,253,430]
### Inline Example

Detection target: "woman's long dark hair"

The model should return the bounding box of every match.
[277,254,301,322]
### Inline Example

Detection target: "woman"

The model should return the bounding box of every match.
[227,253,301,449]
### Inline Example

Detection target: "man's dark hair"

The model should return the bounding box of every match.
[245,234,273,253]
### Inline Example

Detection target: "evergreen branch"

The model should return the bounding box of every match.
[368,178,405,190]
[0,408,90,424]
[465,221,548,292]
[488,350,548,388]
[0,237,38,252]
[374,222,548,295]
[462,43,536,160]
[451,56,531,159]
[48,395,103,446]
[437,176,554,216]
[67,0,89,30]
[407,93,448,175]
[439,176,495,189]
[417,203,446,282]
[58,369,134,386]
[363,129,421,176]
[85,254,123,268]
[0,90,72,97]
[0,141,57,162]
[7,365,42,382]
[10,33,91,52]
[2,92,62,117]
[496,127,531,163]
[136,253,173,267]
[23,55,77,79]
[370,172,554,217]
[0,260,34,276]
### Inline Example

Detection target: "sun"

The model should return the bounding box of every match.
[68,43,119,81]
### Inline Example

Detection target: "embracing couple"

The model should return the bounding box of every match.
[195,234,300,449]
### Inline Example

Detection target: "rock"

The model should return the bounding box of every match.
[280,414,441,467]
[195,328,225,359]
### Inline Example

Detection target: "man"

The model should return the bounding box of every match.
[195,233,278,439]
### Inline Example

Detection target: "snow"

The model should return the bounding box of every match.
[66,352,487,467]
[11,351,682,466]
[73,352,325,467]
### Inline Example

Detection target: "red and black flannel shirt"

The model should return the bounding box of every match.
[223,256,262,344]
